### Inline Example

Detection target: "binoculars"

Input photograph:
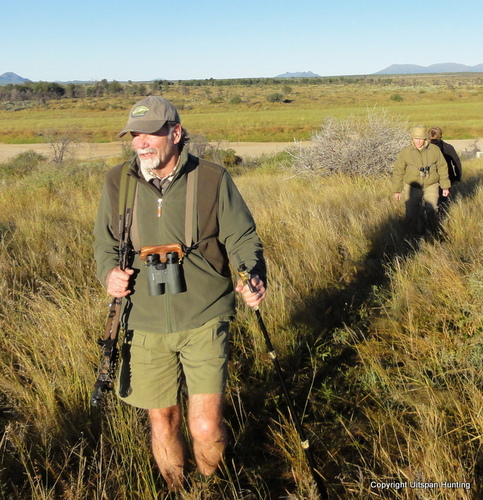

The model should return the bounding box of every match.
[419,166,430,177]
[145,252,186,296]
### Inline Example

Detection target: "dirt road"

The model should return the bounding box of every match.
[0,139,481,163]
[0,141,300,163]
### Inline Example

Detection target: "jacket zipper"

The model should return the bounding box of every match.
[154,194,173,332]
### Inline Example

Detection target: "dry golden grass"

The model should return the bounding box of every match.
[0,150,482,499]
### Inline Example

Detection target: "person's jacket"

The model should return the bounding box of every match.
[392,141,450,193]
[431,139,462,183]
[93,148,266,334]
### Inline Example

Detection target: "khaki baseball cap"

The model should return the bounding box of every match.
[411,126,427,139]
[118,96,181,137]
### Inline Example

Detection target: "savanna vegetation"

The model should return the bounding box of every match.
[0,78,482,499]
[0,73,482,143]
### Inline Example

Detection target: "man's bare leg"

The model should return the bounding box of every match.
[149,405,185,490]
[188,393,227,476]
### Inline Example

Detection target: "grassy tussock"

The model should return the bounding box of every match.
[0,154,482,499]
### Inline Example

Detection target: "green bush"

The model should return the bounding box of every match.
[266,92,284,103]
[0,150,47,178]
[203,147,242,170]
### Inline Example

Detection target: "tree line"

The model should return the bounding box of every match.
[0,79,159,106]
[0,76,372,106]
[1,74,481,109]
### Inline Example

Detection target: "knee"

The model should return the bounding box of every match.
[149,407,181,439]
[190,416,225,444]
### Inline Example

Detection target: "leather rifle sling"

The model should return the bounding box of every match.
[185,166,196,249]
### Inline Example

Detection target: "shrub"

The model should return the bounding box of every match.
[187,136,243,173]
[288,108,409,177]
[203,147,242,171]
[44,126,85,164]
[0,150,47,178]
[282,84,293,95]
[390,93,404,102]
[230,95,242,105]
[187,133,210,158]
[266,92,284,103]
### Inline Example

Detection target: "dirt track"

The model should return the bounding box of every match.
[0,141,300,163]
[0,139,481,163]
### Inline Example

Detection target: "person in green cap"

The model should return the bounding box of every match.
[93,96,266,493]
[392,125,450,233]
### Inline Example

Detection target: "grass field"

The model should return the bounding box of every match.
[1,74,482,143]
[1,145,482,499]
[0,82,483,499]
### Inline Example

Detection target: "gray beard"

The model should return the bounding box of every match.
[137,149,161,180]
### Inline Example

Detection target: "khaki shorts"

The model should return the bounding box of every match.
[117,316,231,409]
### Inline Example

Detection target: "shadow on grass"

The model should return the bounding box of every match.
[229,172,482,498]
[283,172,482,495]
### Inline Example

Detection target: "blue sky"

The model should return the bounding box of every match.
[2,0,482,82]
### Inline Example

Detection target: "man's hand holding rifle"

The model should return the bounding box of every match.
[105,267,135,298]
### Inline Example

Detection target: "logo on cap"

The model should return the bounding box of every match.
[131,105,149,118]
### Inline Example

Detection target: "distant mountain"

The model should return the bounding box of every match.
[0,72,32,85]
[375,63,483,75]
[276,71,321,78]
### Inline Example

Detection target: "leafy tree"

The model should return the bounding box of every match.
[108,80,123,94]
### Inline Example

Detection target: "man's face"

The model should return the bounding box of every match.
[412,137,425,149]
[131,124,181,171]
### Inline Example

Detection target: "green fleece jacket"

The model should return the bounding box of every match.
[392,141,450,193]
[93,149,266,334]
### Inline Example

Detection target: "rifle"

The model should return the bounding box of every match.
[237,264,328,500]
[90,166,135,408]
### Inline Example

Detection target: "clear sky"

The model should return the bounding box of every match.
[2,0,482,82]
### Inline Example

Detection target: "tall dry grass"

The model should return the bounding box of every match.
[0,151,482,499]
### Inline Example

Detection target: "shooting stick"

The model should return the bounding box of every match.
[238,264,328,500]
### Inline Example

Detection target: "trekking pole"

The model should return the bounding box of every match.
[237,264,328,500]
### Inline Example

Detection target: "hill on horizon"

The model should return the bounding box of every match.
[275,71,321,78]
[2,63,483,86]
[0,72,32,85]
[375,62,483,75]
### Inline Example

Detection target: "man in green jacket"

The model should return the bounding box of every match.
[392,126,450,233]
[93,96,266,491]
